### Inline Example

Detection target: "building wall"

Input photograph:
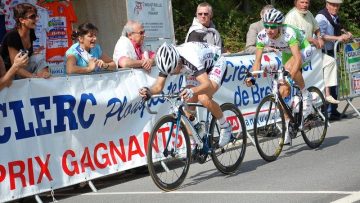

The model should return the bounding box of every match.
[72,0,128,56]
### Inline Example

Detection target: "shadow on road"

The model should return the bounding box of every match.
[281,135,348,158]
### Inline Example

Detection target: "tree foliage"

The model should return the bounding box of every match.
[171,0,360,52]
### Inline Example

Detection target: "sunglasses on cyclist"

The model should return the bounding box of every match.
[25,14,39,20]
[132,30,145,35]
[197,12,209,16]
[263,23,280,29]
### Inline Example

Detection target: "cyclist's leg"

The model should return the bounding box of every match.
[197,56,231,147]
[182,76,201,148]
[284,56,305,90]
[279,82,292,144]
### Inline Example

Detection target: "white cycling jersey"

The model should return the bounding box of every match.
[158,42,226,86]
[256,25,312,64]
[176,42,222,77]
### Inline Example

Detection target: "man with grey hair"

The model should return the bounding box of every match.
[113,20,155,70]
[185,2,224,52]
[244,4,274,54]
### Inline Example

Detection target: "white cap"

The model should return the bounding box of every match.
[326,0,343,4]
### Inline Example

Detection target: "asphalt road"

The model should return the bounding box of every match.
[21,99,360,203]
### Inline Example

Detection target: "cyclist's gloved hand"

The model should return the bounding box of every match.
[180,88,194,100]
[139,87,152,101]
[245,72,256,87]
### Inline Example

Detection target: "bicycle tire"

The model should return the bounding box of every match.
[209,103,247,174]
[253,94,285,162]
[147,114,191,191]
[301,86,328,148]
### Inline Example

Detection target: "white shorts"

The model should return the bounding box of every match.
[186,56,227,87]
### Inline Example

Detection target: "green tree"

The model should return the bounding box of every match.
[172,0,360,52]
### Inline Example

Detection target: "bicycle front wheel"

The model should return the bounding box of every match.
[253,94,285,162]
[147,114,191,191]
[209,103,247,174]
[301,86,328,148]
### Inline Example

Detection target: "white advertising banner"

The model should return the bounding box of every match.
[214,50,324,130]
[0,52,324,202]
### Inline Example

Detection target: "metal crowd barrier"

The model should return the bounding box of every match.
[334,37,360,118]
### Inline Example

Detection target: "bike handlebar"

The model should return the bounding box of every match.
[144,93,181,115]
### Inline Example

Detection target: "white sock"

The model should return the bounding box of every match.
[218,116,228,128]
[191,117,198,126]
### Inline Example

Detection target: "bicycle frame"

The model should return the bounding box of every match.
[252,68,303,130]
[145,95,212,155]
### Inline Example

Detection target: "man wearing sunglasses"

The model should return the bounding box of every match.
[244,4,274,54]
[185,2,224,53]
[113,20,155,70]
[245,8,313,145]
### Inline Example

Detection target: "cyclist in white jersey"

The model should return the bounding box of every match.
[245,8,313,145]
[139,42,232,147]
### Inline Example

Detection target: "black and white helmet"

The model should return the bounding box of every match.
[262,8,284,24]
[156,42,180,75]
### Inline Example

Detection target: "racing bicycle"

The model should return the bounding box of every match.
[145,93,247,191]
[252,67,328,162]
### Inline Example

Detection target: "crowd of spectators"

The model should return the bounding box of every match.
[0,1,355,119]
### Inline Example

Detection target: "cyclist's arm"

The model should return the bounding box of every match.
[193,72,211,95]
[149,75,167,94]
[287,44,302,71]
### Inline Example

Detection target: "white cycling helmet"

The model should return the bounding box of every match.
[156,42,180,75]
[262,8,284,24]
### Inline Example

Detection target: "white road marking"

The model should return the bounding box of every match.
[57,191,355,196]
[331,191,360,203]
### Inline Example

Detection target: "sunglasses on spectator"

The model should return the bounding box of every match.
[263,23,280,29]
[197,12,209,16]
[25,14,39,20]
[132,30,145,35]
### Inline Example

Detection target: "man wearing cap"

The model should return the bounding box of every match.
[316,0,353,120]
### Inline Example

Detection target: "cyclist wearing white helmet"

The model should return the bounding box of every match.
[245,8,313,145]
[139,41,231,147]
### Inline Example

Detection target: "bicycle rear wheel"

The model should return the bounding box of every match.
[253,94,285,162]
[301,86,328,148]
[147,114,191,191]
[209,103,247,174]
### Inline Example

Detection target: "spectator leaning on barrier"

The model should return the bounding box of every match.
[185,2,225,53]
[65,22,116,75]
[0,53,28,90]
[315,0,352,120]
[113,20,155,70]
[0,3,49,79]
[284,0,342,108]
[244,4,274,54]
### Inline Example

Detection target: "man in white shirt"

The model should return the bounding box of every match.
[113,20,155,70]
